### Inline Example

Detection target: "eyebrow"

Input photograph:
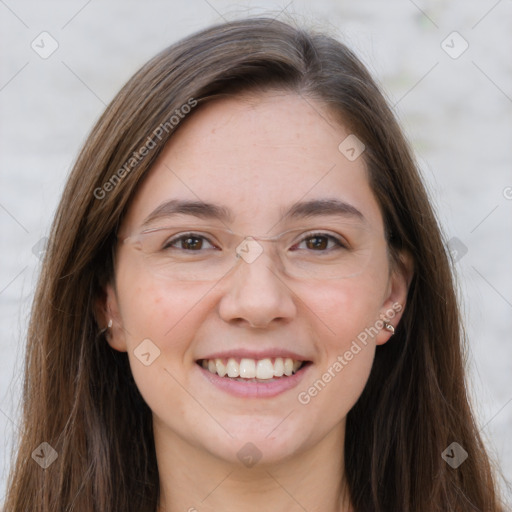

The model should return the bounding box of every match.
[141,199,234,227]
[282,198,364,222]
[141,198,364,228]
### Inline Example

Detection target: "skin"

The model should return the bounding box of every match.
[100,92,411,512]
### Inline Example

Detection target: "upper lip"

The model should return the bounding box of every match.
[197,349,312,362]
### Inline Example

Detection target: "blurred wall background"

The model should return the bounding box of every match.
[1,0,511,504]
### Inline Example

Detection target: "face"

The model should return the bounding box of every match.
[103,92,409,467]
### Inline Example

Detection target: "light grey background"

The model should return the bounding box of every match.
[1,0,511,505]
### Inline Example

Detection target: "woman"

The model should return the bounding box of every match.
[4,17,503,511]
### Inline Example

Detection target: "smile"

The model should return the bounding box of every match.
[196,355,312,398]
[198,357,306,380]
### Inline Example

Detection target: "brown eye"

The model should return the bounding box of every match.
[293,232,346,252]
[305,236,329,250]
[180,236,204,250]
[163,233,216,251]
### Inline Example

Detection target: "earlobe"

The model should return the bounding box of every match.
[383,322,395,335]
[375,304,403,345]
[95,283,128,352]
[376,250,414,345]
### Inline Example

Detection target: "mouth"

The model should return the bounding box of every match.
[196,357,311,382]
[195,350,313,398]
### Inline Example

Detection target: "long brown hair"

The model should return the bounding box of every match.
[4,17,503,511]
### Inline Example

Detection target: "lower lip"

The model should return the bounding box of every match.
[197,363,311,398]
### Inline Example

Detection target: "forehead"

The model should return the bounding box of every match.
[122,92,384,234]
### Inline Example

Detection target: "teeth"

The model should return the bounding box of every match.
[284,358,293,376]
[240,358,256,378]
[256,358,274,379]
[226,358,239,378]
[215,359,227,377]
[274,357,284,376]
[200,356,305,379]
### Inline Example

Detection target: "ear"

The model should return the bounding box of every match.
[95,282,128,352]
[375,250,414,346]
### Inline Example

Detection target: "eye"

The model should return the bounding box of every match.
[293,233,346,251]
[164,233,216,251]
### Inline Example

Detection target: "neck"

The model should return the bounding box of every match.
[154,420,352,512]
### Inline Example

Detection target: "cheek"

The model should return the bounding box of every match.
[114,267,205,379]
[116,265,206,345]
[306,271,388,348]
[295,275,386,414]
[115,275,214,425]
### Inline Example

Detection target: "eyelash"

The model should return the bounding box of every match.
[163,231,348,251]
[163,233,217,251]
[293,232,347,251]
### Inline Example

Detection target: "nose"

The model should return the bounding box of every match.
[218,252,297,328]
